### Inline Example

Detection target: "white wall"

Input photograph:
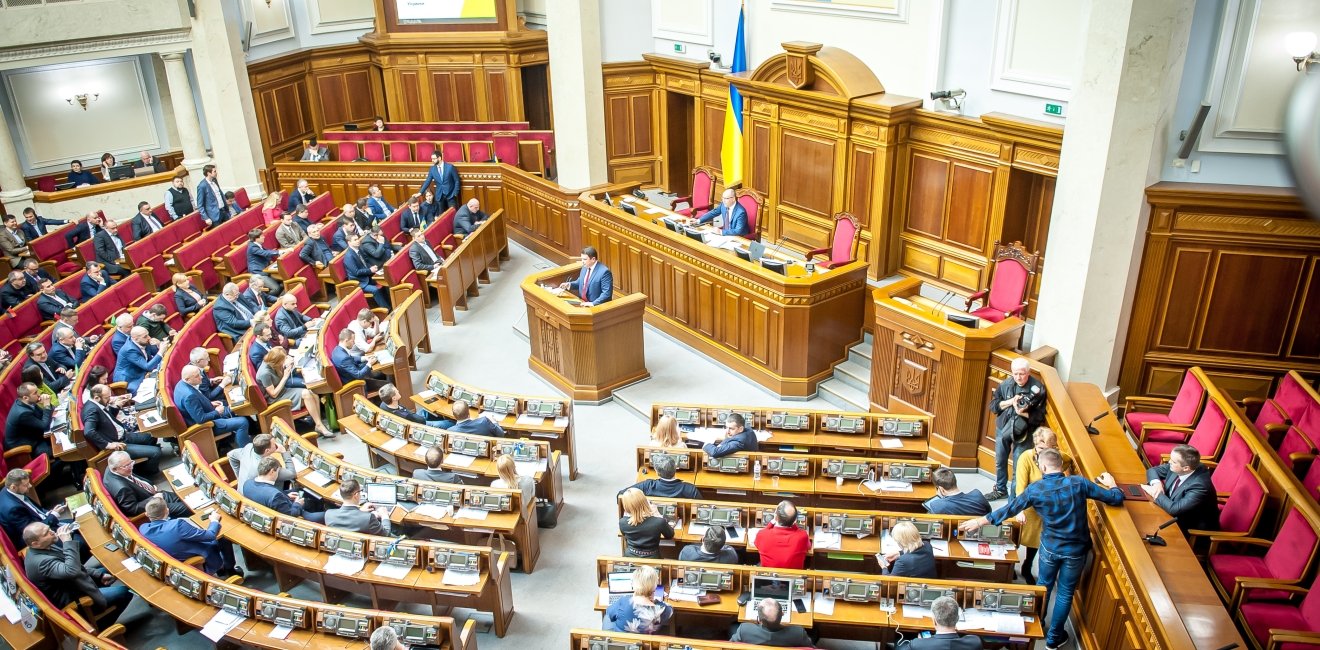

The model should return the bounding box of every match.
[243,0,374,61]
[0,0,190,52]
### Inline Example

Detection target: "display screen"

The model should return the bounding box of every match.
[427,377,451,397]
[451,438,486,456]
[529,400,562,417]
[394,622,435,643]
[483,396,517,413]
[395,0,498,24]
[846,583,870,598]
[412,428,443,448]
[354,400,375,425]
[216,490,239,516]
[452,388,480,404]
[662,407,700,424]
[380,417,406,437]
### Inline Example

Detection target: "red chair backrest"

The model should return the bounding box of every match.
[153,204,172,224]
[735,191,761,240]
[307,193,334,222]
[381,206,405,244]
[988,255,1032,314]
[428,208,457,251]
[1263,508,1319,585]
[1274,373,1313,419]
[1187,400,1231,459]
[1220,466,1266,534]
[1167,370,1207,426]
[363,142,386,162]
[829,214,860,264]
[389,142,412,163]
[276,244,322,298]
[382,246,415,288]
[441,142,465,163]
[691,169,714,213]
[1211,430,1253,494]
[1303,459,1320,501]
[234,188,251,210]
[36,176,56,192]
[468,141,493,162]
[491,133,520,165]
[415,142,438,162]
[337,142,360,161]
[1278,426,1318,469]
[329,250,348,283]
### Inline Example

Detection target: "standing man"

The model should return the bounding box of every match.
[558,246,613,307]
[987,357,1046,500]
[164,175,194,221]
[419,150,460,212]
[195,164,229,228]
[958,449,1123,650]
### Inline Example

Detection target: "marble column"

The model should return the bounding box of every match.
[1032,0,1195,390]
[0,120,34,215]
[159,50,210,174]
[187,0,264,197]
[545,0,609,188]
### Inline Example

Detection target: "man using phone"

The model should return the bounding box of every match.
[986,357,1047,500]
[23,520,132,630]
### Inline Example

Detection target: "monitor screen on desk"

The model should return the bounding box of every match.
[684,228,705,243]
[366,482,397,506]
[108,164,135,181]
[735,248,751,262]
[760,259,787,275]
[947,313,979,328]
[621,202,637,216]
[664,219,681,233]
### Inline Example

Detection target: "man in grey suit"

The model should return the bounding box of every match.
[453,198,487,236]
[228,434,295,492]
[407,228,443,275]
[24,522,132,630]
[729,598,813,647]
[324,479,386,535]
[447,400,506,438]
[908,596,983,649]
[411,447,464,484]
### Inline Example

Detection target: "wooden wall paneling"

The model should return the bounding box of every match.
[396,69,423,121]
[601,64,660,186]
[487,69,509,120]
[700,100,725,172]
[247,51,316,167]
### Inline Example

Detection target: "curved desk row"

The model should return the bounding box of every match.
[0,537,128,650]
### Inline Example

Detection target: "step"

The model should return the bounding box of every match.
[611,385,654,423]
[832,359,870,392]
[848,340,872,366]
[863,330,873,345]
[817,377,870,412]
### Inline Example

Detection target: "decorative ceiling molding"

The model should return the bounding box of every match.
[0,29,191,65]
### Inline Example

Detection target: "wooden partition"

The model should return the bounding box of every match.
[1120,182,1320,400]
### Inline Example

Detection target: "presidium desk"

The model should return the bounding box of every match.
[522,262,650,401]
[577,195,869,398]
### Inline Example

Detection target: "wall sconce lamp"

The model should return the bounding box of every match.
[264,0,272,6]
[1285,32,1318,71]
[66,93,99,110]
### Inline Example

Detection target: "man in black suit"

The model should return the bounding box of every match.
[411,447,464,484]
[49,328,87,373]
[4,383,52,462]
[20,208,66,241]
[35,278,78,322]
[360,225,394,269]
[24,342,72,392]
[453,197,487,236]
[399,194,425,231]
[102,450,189,519]
[299,223,333,269]
[0,271,34,310]
[908,596,983,649]
[286,179,316,212]
[1143,444,1218,532]
[92,221,131,279]
[63,211,96,249]
[407,228,442,275]
[83,385,162,476]
[20,258,55,289]
[188,347,232,402]
[273,293,316,345]
[129,201,164,239]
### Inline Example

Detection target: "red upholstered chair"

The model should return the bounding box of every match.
[964,240,1039,323]
[1211,430,1254,499]
[1302,459,1320,502]
[0,439,50,486]
[388,142,412,162]
[36,176,56,192]
[336,142,360,161]
[441,142,465,163]
[1124,369,1207,439]
[1277,426,1319,473]
[673,166,717,217]
[1187,465,1267,550]
[362,142,386,162]
[1247,372,1314,446]
[1236,571,1320,650]
[491,132,520,165]
[233,188,251,210]
[1210,508,1319,606]
[734,188,764,241]
[806,212,861,269]
[468,141,494,162]
[415,142,438,162]
[1141,399,1230,467]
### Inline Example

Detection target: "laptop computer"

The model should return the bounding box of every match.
[365,483,398,507]
[606,571,634,604]
[750,576,793,620]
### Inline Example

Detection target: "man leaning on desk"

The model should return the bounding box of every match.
[694,189,749,237]
[558,246,612,307]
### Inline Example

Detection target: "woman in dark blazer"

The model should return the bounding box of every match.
[418,188,441,227]
[79,262,113,298]
[882,521,937,578]
[172,272,207,318]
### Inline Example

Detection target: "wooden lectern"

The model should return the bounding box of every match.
[522,263,650,402]
[869,277,1024,467]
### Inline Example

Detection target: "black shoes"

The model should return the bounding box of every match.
[985,489,1007,501]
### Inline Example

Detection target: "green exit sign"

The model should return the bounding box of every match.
[1044,102,1065,117]
[672,43,686,54]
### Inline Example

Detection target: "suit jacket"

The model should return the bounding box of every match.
[331,227,353,253]
[453,205,487,235]
[884,540,938,578]
[81,400,129,451]
[175,380,224,427]
[343,247,375,286]
[196,370,226,402]
[628,478,702,500]
[24,543,101,609]
[36,290,78,321]
[300,237,333,266]
[93,228,127,265]
[109,329,130,357]
[412,468,464,484]
[408,241,442,272]
[419,163,460,200]
[361,237,392,269]
[300,146,329,162]
[567,263,613,304]
[399,207,424,232]
[4,401,51,450]
[112,341,160,391]
[907,633,984,650]
[447,417,506,439]
[418,200,441,226]
[174,284,206,318]
[274,307,312,341]
[228,445,295,491]
[324,505,385,535]
[275,223,305,249]
[130,213,164,240]
[248,339,271,371]
[331,345,374,381]
[140,518,227,575]
[102,469,165,518]
[0,282,32,310]
[366,197,395,223]
[48,341,86,372]
[697,202,749,237]
[80,273,112,299]
[21,216,64,240]
[246,242,278,273]
[286,190,316,212]
[0,228,28,263]
[0,488,58,547]
[25,358,70,392]
[212,297,255,338]
[703,429,759,458]
[241,479,306,518]
[1146,464,1218,532]
[729,623,813,647]
[196,178,227,224]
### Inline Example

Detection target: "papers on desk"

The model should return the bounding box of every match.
[417,390,437,401]
[291,457,308,474]
[754,429,773,442]
[516,413,549,426]
[302,365,322,382]
[685,427,725,446]
[443,568,480,586]
[644,207,666,215]
[554,416,570,428]
[745,527,760,546]
[73,504,93,518]
[879,437,904,449]
[53,431,73,451]
[223,352,240,374]
[931,540,950,557]
[0,589,21,624]
[121,557,141,572]
[956,609,1027,634]
[373,562,412,580]
[687,523,709,537]
[813,530,843,550]
[902,604,933,620]
[269,625,294,640]
[182,490,213,510]
[444,453,477,468]
[872,479,914,492]
[373,349,392,365]
[381,437,408,453]
[515,459,548,476]
[304,469,334,487]
[165,464,195,488]
[132,378,157,405]
[813,592,835,616]
[323,554,365,576]
[958,540,1009,560]
[413,504,452,520]
[454,507,488,521]
[412,445,431,460]
[880,533,900,555]
[200,610,245,642]
[479,412,503,424]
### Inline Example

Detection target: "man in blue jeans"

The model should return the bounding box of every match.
[958,448,1123,649]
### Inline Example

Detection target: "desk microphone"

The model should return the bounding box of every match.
[1084,410,1110,436]
[931,290,955,315]
[767,234,789,258]
[1143,517,1178,546]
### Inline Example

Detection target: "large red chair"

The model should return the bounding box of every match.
[415,142,438,162]
[734,188,764,241]
[362,142,387,162]
[1186,465,1267,552]
[806,212,861,269]
[1124,369,1208,439]
[335,142,360,161]
[1140,399,1231,467]
[1210,508,1319,606]
[468,141,494,162]
[1277,426,1319,473]
[673,166,717,217]
[1236,570,1320,650]
[389,142,412,163]
[1210,430,1255,500]
[964,240,1039,323]
[441,141,465,163]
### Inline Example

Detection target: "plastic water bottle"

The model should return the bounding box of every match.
[753,460,762,481]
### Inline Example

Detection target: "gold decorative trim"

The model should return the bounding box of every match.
[909,126,1001,158]
[782,107,841,133]
[1173,213,1320,239]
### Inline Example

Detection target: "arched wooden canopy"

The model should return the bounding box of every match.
[744,41,885,98]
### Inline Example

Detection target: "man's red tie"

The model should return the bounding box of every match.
[580,266,592,301]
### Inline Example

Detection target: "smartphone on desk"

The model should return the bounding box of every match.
[792,598,807,614]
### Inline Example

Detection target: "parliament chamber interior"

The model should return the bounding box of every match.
[0,0,1317,649]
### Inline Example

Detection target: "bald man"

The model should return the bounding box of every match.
[174,364,251,448]
[111,325,164,392]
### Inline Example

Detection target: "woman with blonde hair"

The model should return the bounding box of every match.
[491,453,535,504]
[256,347,334,438]
[260,191,283,226]
[880,520,936,578]
[1015,426,1073,583]
[603,565,672,634]
[618,488,673,558]
[649,415,684,448]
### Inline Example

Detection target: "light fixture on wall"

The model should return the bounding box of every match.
[66,93,99,110]
[1285,32,1318,71]
[264,0,272,7]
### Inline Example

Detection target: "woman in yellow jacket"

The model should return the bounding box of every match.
[1014,426,1074,583]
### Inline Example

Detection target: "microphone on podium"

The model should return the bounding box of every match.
[1143,517,1178,547]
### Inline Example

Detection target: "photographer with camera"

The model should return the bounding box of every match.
[987,357,1047,500]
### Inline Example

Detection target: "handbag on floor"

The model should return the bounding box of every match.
[535,498,558,528]
[485,532,519,570]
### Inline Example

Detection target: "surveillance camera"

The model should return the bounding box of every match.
[930,88,965,100]
[708,51,723,66]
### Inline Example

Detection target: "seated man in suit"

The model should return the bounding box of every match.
[175,364,252,448]
[223,191,244,219]
[0,271,34,310]
[24,342,72,392]
[678,525,738,564]
[300,223,334,269]
[378,383,452,428]
[20,257,55,288]
[49,328,87,374]
[102,450,189,519]
[247,323,276,372]
[135,304,176,341]
[558,246,612,307]
[274,211,305,249]
[909,596,983,649]
[140,495,240,577]
[108,313,134,356]
[702,412,759,458]
[623,454,701,499]
[399,194,425,232]
[228,434,295,492]
[242,274,280,309]
[325,479,387,535]
[35,277,78,321]
[245,228,280,276]
[412,446,464,484]
[365,185,395,223]
[730,598,813,647]
[343,232,391,309]
[84,386,162,476]
[80,260,114,299]
[447,399,506,438]
[300,138,329,162]
[695,189,749,237]
[129,201,164,239]
[213,282,257,339]
[330,329,387,393]
[407,228,443,277]
[286,179,316,212]
[0,469,69,549]
[23,521,131,630]
[92,218,131,280]
[242,456,324,523]
[1143,444,1218,532]
[350,199,374,231]
[273,293,319,345]
[63,212,95,249]
[360,226,395,270]
[331,216,359,252]
[21,208,67,241]
[453,198,487,236]
[4,383,54,464]
[188,347,232,402]
[52,308,98,347]
[924,468,992,516]
[291,203,314,232]
[0,214,32,267]
[112,326,165,393]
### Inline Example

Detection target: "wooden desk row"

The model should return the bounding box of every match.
[634,445,939,512]
[342,394,565,513]
[650,402,930,459]
[412,369,580,480]
[176,441,517,637]
[590,556,1045,642]
[0,540,127,650]
[267,419,544,573]
[618,495,1019,583]
[79,466,476,650]
[433,209,512,326]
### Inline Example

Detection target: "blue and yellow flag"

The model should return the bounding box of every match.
[720,5,748,187]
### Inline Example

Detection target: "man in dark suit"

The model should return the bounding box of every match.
[291,204,314,232]
[702,412,758,458]
[92,221,131,279]
[286,179,316,212]
[175,365,251,448]
[365,185,395,223]
[101,450,189,519]
[419,150,461,212]
[343,202,372,232]
[188,347,231,402]
[343,232,390,309]
[80,261,114,299]
[0,469,68,549]
[331,217,359,253]
[24,521,131,630]
[241,277,277,311]
[1143,444,1218,532]
[129,201,164,239]
[411,447,464,484]
[360,226,394,270]
[20,258,55,289]
[696,188,749,237]
[558,246,613,307]
[399,195,425,231]
[908,597,983,649]
[729,599,813,647]
[24,342,72,392]
[446,399,506,438]
[274,293,316,344]
[248,323,274,371]
[20,208,66,240]
[407,228,443,275]
[140,496,238,577]
[378,383,451,428]
[195,164,229,228]
[0,271,34,310]
[112,326,164,393]
[924,468,992,516]
[300,223,333,269]
[109,314,134,357]
[245,228,279,279]
[49,328,87,373]
[4,383,53,461]
[83,386,161,476]
[241,456,324,523]
[453,198,487,236]
[331,329,387,392]
[35,278,78,321]
[63,212,95,249]
[624,454,702,499]
[213,282,256,339]
[324,479,386,534]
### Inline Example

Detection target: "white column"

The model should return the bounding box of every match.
[545,0,609,188]
[1032,0,1195,390]
[188,0,264,196]
[159,51,210,174]
[0,121,34,214]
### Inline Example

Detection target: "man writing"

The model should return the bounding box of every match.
[986,357,1046,500]
[558,246,613,307]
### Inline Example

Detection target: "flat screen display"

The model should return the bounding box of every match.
[395,0,498,24]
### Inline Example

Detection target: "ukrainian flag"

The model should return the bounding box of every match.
[720,5,748,187]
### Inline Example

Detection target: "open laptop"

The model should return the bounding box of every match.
[750,576,793,621]
[365,483,398,507]
[606,571,634,604]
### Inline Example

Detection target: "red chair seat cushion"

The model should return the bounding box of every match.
[24,454,49,484]
[1239,601,1313,649]
[969,306,1006,323]
[1125,412,1173,438]
[1210,555,1296,601]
